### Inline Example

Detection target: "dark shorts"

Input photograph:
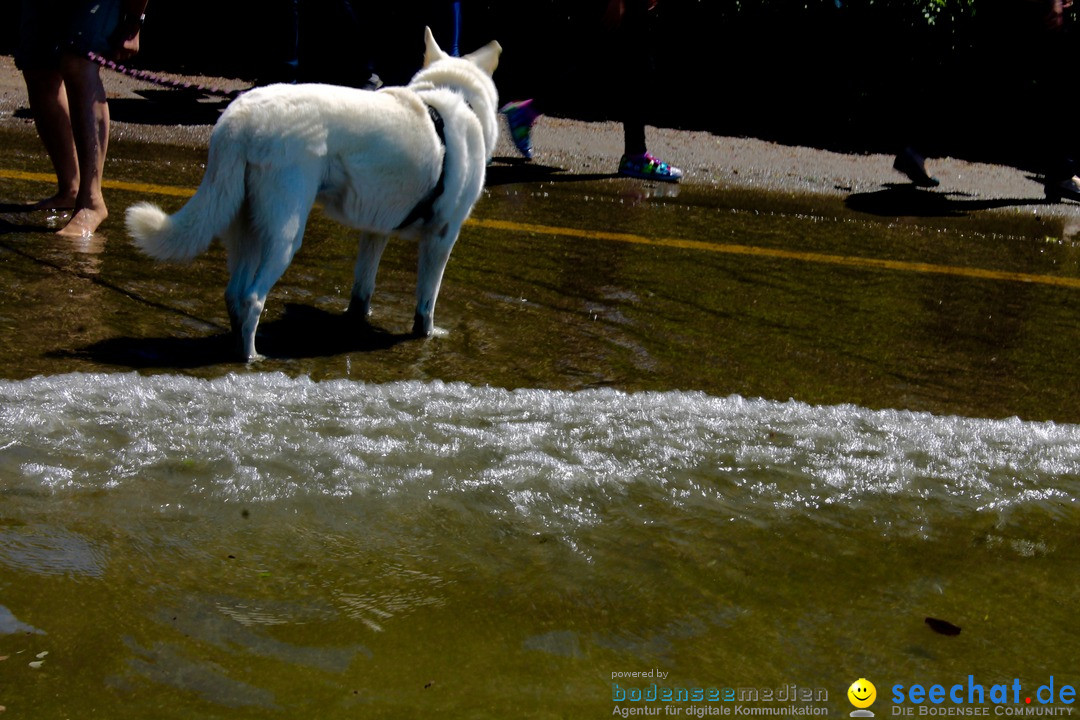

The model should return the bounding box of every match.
[15,0,123,71]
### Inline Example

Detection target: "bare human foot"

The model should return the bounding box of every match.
[57,205,108,237]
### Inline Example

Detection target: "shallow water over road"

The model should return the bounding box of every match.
[2,131,1079,717]
[4,131,1080,420]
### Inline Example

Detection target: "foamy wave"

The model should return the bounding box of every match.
[1,373,1078,524]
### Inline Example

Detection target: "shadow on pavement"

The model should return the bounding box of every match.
[108,90,232,126]
[58,303,415,369]
[486,158,619,186]
[845,184,1053,218]
[14,89,232,127]
[0,213,54,235]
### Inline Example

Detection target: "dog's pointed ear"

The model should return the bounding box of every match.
[465,40,502,75]
[423,26,447,67]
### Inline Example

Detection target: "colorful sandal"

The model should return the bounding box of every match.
[618,152,683,183]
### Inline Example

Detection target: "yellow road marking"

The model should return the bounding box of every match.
[1,169,195,198]
[470,218,1080,290]
[5,168,1078,290]
[103,178,197,198]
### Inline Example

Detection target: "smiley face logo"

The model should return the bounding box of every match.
[848,678,877,709]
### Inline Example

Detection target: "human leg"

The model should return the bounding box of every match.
[893,146,940,188]
[21,67,80,210]
[56,52,110,237]
[1035,5,1080,201]
[614,0,681,182]
[619,95,683,182]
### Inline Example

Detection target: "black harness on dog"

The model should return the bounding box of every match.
[397,104,447,229]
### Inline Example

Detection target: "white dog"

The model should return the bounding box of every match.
[126,28,500,361]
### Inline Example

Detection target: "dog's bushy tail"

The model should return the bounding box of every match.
[126,135,246,262]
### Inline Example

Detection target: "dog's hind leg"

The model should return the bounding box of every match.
[412,223,459,337]
[225,164,319,361]
[224,237,263,360]
[221,214,252,338]
[346,230,391,323]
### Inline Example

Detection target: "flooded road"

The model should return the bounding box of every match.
[2,128,1079,718]
[4,130,1080,420]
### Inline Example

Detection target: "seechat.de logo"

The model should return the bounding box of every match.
[849,679,878,718]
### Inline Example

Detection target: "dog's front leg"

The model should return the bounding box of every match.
[234,293,265,361]
[413,224,458,337]
[347,231,391,323]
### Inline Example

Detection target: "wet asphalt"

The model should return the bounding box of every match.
[2,59,1080,423]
